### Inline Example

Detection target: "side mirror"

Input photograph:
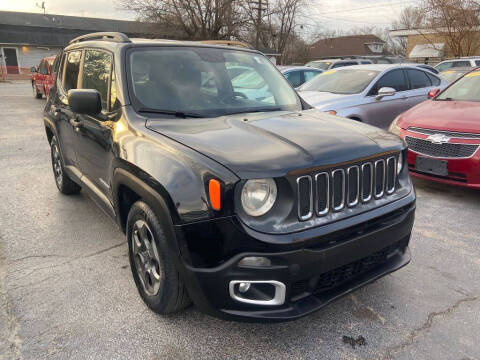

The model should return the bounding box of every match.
[428,88,440,99]
[30,66,37,73]
[68,89,102,115]
[376,87,396,100]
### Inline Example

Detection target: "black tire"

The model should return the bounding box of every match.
[50,136,81,194]
[33,84,42,99]
[127,201,191,314]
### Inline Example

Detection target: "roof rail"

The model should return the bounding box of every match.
[69,32,131,45]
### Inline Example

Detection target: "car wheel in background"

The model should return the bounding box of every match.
[127,201,191,314]
[33,84,42,99]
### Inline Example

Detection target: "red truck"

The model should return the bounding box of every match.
[31,55,58,99]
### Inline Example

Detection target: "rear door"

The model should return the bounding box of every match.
[361,69,410,129]
[38,60,49,94]
[52,50,83,168]
[404,68,437,108]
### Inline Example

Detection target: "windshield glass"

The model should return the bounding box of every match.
[439,70,467,83]
[305,61,331,70]
[437,71,480,101]
[128,47,301,117]
[298,69,379,94]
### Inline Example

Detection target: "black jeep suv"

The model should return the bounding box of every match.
[44,32,415,321]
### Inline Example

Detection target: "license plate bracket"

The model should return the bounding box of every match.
[415,156,448,176]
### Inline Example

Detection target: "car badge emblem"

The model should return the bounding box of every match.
[426,134,451,144]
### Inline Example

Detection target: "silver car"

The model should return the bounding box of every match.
[298,64,448,129]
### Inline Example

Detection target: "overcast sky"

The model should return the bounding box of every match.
[0,0,421,35]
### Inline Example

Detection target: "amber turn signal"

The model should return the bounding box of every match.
[208,179,221,211]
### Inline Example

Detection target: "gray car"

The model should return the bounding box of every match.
[298,64,448,129]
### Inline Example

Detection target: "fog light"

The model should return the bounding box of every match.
[238,282,251,293]
[229,280,286,306]
[238,256,271,268]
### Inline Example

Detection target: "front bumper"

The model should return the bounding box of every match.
[175,193,415,322]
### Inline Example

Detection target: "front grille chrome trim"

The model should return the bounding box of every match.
[332,169,345,211]
[386,156,396,194]
[361,162,373,203]
[297,175,313,221]
[374,159,385,199]
[347,165,360,207]
[315,172,329,216]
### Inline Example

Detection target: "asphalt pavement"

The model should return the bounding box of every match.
[1,81,479,360]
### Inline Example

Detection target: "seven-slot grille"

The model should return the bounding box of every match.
[297,156,398,220]
[405,136,479,158]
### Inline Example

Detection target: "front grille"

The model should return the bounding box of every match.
[408,127,480,139]
[297,155,399,221]
[290,247,390,299]
[405,136,479,158]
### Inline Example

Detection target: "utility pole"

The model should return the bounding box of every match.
[252,0,267,49]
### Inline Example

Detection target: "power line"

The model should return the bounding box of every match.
[309,0,420,16]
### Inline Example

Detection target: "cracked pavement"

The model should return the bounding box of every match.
[1,82,479,360]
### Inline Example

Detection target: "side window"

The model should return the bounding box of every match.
[284,71,302,87]
[81,50,113,111]
[361,61,371,64]
[304,70,320,82]
[452,61,470,68]
[110,69,120,111]
[332,62,356,68]
[426,72,441,86]
[370,69,408,95]
[406,69,432,89]
[475,60,480,66]
[63,51,82,92]
[436,62,453,72]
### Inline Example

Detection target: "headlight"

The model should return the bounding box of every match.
[397,152,404,175]
[241,178,277,216]
[388,116,402,136]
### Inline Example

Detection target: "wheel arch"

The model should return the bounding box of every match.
[112,167,180,235]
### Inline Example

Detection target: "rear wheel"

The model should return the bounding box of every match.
[127,201,190,314]
[50,136,81,194]
[33,84,42,99]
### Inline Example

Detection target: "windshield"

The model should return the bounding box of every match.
[298,69,379,94]
[440,70,467,83]
[305,61,331,70]
[127,47,301,117]
[436,71,480,101]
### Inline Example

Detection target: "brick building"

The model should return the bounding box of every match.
[390,28,480,63]
[0,11,172,80]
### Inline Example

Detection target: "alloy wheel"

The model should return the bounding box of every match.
[131,220,162,296]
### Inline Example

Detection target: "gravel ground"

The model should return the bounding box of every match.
[1,81,479,360]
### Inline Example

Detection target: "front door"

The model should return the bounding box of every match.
[361,69,410,129]
[3,48,19,74]
[74,49,118,203]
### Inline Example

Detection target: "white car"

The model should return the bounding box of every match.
[434,58,480,72]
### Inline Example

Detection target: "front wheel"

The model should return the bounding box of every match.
[127,201,190,314]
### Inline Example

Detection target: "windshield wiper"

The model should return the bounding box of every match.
[224,107,283,116]
[137,108,204,118]
[436,97,454,101]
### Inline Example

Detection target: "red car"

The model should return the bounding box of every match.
[389,68,480,189]
[31,55,58,99]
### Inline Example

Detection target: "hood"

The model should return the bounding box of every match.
[146,110,404,178]
[398,100,480,134]
[298,91,359,110]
